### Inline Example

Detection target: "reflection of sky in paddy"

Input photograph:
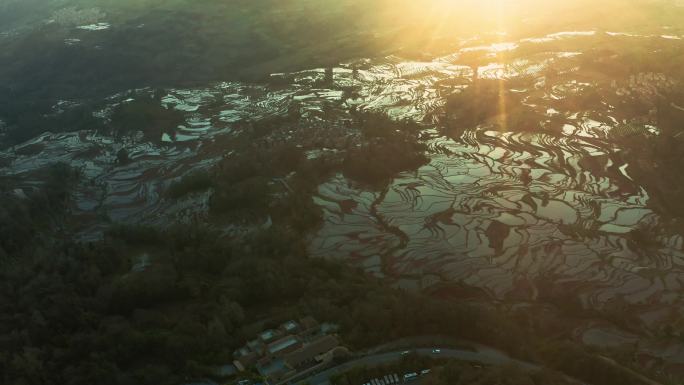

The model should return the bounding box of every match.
[3,30,684,324]
[311,125,684,311]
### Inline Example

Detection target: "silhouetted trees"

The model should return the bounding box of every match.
[0,163,79,257]
[343,112,428,186]
[166,171,214,200]
[109,95,184,142]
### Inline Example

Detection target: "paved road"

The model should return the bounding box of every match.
[296,346,565,385]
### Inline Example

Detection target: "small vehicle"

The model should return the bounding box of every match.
[431,348,441,354]
[420,369,431,375]
[403,372,418,382]
[400,350,410,355]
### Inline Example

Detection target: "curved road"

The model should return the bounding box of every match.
[293,346,582,385]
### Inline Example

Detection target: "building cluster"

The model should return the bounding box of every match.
[362,369,432,385]
[365,373,402,385]
[250,118,360,153]
[233,317,344,384]
[613,72,676,100]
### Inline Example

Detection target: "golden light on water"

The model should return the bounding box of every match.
[374,0,654,133]
[425,0,513,132]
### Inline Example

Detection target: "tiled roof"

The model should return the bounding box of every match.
[267,335,300,355]
[284,335,339,368]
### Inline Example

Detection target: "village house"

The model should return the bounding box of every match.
[232,317,345,384]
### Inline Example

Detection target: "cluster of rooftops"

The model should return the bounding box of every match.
[233,317,343,384]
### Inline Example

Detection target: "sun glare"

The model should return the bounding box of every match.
[393,0,517,37]
[421,0,512,15]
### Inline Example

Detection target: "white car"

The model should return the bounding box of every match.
[403,373,418,382]
[431,349,441,354]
